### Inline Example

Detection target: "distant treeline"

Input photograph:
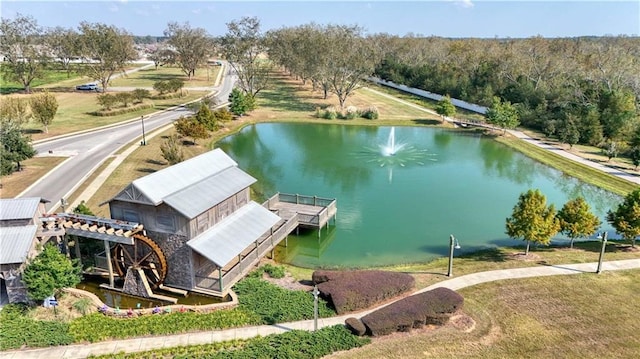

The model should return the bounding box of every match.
[373,36,640,146]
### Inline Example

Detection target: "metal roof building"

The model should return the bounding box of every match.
[0,226,38,265]
[188,201,281,267]
[0,197,41,222]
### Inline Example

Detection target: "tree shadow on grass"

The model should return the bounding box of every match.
[458,247,508,263]
[136,168,157,174]
[146,159,166,166]
[259,86,321,113]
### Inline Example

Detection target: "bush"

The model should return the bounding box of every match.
[91,102,154,116]
[312,270,414,314]
[344,106,359,120]
[248,264,286,279]
[153,80,170,95]
[234,277,335,324]
[131,88,151,103]
[361,106,379,120]
[359,287,464,336]
[96,93,118,110]
[323,106,338,120]
[114,92,133,107]
[345,317,366,336]
[0,304,73,350]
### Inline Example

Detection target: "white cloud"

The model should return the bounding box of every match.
[452,0,474,9]
[192,8,202,15]
[109,4,119,12]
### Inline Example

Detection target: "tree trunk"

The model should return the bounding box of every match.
[570,238,574,249]
[44,125,49,134]
[525,240,530,255]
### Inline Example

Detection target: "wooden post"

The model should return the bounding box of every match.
[74,236,82,267]
[285,235,288,247]
[104,240,114,288]
[218,268,223,292]
[62,236,70,258]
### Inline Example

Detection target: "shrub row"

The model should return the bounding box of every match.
[152,90,188,100]
[70,308,261,343]
[234,277,335,324]
[312,270,415,314]
[0,304,73,350]
[353,287,464,336]
[88,325,370,359]
[315,105,379,120]
[91,102,154,116]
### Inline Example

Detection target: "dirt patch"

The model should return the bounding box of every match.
[506,252,542,262]
[262,272,312,291]
[450,313,476,333]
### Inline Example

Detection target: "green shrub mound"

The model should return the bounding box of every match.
[312,270,415,314]
[233,277,335,324]
[359,287,464,336]
[0,305,73,350]
[88,325,370,359]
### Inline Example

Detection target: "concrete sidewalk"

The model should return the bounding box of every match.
[2,258,638,359]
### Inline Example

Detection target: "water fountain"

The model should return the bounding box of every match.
[381,127,405,156]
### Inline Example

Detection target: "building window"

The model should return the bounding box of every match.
[123,210,139,223]
[157,214,175,231]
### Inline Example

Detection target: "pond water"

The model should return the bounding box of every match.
[217,123,621,269]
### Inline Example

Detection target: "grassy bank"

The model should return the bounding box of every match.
[496,135,638,196]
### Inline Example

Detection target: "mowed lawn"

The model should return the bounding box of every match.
[109,65,220,88]
[327,270,640,359]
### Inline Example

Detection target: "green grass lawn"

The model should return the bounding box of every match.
[109,65,220,88]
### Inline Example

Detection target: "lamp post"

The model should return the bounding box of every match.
[447,234,461,277]
[312,285,320,331]
[596,231,608,274]
[140,115,147,146]
[60,198,68,213]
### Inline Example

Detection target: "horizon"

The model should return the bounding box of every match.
[1,1,638,39]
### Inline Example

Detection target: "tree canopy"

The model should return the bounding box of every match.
[0,123,36,175]
[506,189,560,255]
[557,197,601,248]
[164,22,211,79]
[607,188,640,247]
[76,22,137,91]
[486,96,520,134]
[21,243,82,302]
[0,13,48,93]
[29,91,58,133]
[435,95,456,120]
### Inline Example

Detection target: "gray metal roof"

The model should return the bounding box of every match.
[164,166,256,219]
[131,148,238,205]
[0,197,40,221]
[187,201,281,267]
[0,225,37,264]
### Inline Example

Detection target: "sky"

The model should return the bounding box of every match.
[1,0,638,38]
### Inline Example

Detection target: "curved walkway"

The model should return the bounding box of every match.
[1,259,638,359]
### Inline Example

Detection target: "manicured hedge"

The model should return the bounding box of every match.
[312,270,415,314]
[233,277,335,324]
[358,287,463,336]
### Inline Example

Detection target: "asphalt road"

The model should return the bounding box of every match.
[20,64,237,212]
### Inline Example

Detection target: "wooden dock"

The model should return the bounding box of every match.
[263,193,337,230]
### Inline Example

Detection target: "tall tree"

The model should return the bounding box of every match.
[0,13,48,93]
[599,89,638,141]
[164,22,211,79]
[0,124,36,175]
[557,115,580,148]
[76,22,137,91]
[21,243,82,302]
[486,96,520,135]
[0,97,31,127]
[607,188,640,247]
[173,117,208,145]
[557,197,601,248]
[228,87,255,116]
[219,16,271,97]
[435,95,456,121]
[29,91,58,133]
[506,189,560,255]
[45,26,79,77]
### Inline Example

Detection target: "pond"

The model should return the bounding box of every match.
[217,123,621,269]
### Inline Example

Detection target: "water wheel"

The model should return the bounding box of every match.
[112,233,168,289]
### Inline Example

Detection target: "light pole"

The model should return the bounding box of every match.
[312,285,320,331]
[596,231,608,274]
[447,234,461,277]
[140,115,147,146]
